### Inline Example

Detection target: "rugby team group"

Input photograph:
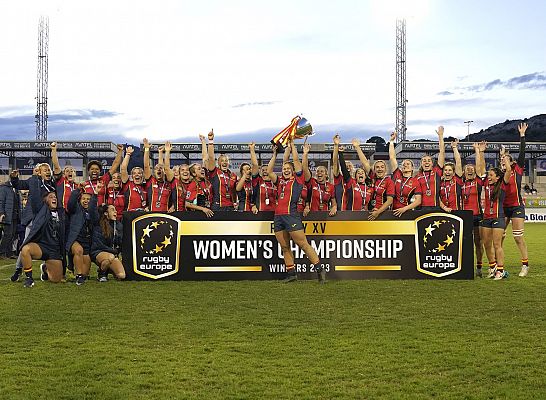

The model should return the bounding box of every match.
[0,123,530,286]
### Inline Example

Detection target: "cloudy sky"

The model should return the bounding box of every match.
[1,0,545,144]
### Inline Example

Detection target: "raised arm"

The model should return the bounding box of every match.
[266,147,279,183]
[199,134,208,166]
[249,142,259,176]
[517,122,527,168]
[388,132,398,172]
[451,139,463,176]
[290,140,302,173]
[302,142,311,181]
[51,142,61,175]
[338,148,351,182]
[503,156,512,184]
[436,126,445,168]
[351,138,371,174]
[164,142,174,182]
[143,138,152,180]
[121,146,132,184]
[474,141,487,177]
[206,130,215,171]
[282,145,291,164]
[332,134,340,177]
[109,144,124,174]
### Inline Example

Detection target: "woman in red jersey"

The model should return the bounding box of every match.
[501,122,529,277]
[415,126,446,211]
[388,132,422,216]
[480,157,511,280]
[338,144,374,212]
[144,140,174,212]
[236,162,253,212]
[302,142,337,216]
[462,141,487,277]
[121,145,148,211]
[282,145,309,215]
[185,136,214,217]
[105,172,125,221]
[249,142,276,213]
[439,139,463,213]
[267,140,322,283]
[206,130,238,211]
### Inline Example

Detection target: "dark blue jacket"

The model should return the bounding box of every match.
[12,175,58,226]
[65,188,96,252]
[22,176,66,255]
[0,181,20,225]
[89,199,123,256]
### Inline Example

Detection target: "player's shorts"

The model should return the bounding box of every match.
[480,218,506,230]
[473,215,483,227]
[503,205,525,220]
[274,214,304,233]
[37,243,63,261]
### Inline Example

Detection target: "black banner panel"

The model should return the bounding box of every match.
[122,211,474,281]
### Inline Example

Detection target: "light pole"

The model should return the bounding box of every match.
[464,120,474,141]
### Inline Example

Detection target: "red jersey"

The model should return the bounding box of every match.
[308,178,335,211]
[275,171,305,215]
[146,177,173,212]
[333,174,347,211]
[208,167,237,208]
[56,176,77,211]
[416,165,443,207]
[297,183,308,213]
[461,177,484,216]
[171,179,190,211]
[186,179,213,209]
[391,169,420,210]
[237,180,253,212]
[369,172,395,209]
[123,181,147,211]
[484,181,507,219]
[439,176,463,210]
[105,187,125,221]
[344,177,373,211]
[503,163,524,207]
[251,175,276,212]
[83,173,111,205]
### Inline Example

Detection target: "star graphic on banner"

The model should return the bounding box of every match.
[444,235,454,246]
[162,236,172,246]
[142,225,152,237]
[436,243,446,252]
[425,225,435,236]
[154,244,163,254]
[423,236,428,244]
[151,221,160,229]
[433,221,441,228]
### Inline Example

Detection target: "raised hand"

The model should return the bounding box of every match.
[518,122,528,137]
[9,169,19,178]
[51,142,57,150]
[208,129,214,141]
[143,138,151,149]
[158,145,165,152]
[249,142,255,151]
[450,138,459,149]
[477,141,487,152]
[199,134,206,143]
[126,146,134,156]
[165,141,172,152]
[390,132,397,142]
[116,144,124,152]
[436,126,444,137]
[333,134,340,146]
[351,138,361,148]
[303,142,311,154]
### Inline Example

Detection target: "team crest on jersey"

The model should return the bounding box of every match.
[132,213,181,279]
[415,213,463,277]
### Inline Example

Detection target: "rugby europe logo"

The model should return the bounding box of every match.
[414,213,463,278]
[131,213,181,279]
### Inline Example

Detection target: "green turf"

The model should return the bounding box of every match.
[1,224,545,400]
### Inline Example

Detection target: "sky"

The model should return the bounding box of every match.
[1,0,545,145]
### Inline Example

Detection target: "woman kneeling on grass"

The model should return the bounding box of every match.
[267,140,322,283]
[480,158,511,280]
[90,203,125,282]
[20,178,66,287]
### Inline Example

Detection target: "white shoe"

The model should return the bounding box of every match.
[518,265,529,277]
[487,267,496,279]
[493,270,508,280]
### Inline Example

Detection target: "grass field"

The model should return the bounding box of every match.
[1,224,545,400]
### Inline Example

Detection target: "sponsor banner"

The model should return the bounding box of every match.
[149,143,375,153]
[399,141,546,153]
[524,208,546,222]
[536,159,546,172]
[524,197,546,208]
[0,141,117,151]
[122,210,474,281]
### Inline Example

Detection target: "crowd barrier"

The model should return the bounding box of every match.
[121,210,474,281]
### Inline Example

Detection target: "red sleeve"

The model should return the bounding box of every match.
[514,164,524,175]
[475,176,485,187]
[295,171,305,185]
[385,177,395,196]
[412,177,422,194]
[145,176,155,190]
[328,183,335,197]
[433,165,443,177]
[392,168,402,181]
[334,174,343,185]
[186,181,197,202]
[454,175,463,185]
[101,173,111,185]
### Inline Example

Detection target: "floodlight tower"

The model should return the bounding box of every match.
[395,18,407,142]
[36,16,49,141]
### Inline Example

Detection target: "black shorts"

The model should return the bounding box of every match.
[504,205,525,220]
[91,251,117,265]
[71,240,91,255]
[480,218,506,229]
[473,215,483,227]
[274,214,304,233]
[37,243,63,261]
